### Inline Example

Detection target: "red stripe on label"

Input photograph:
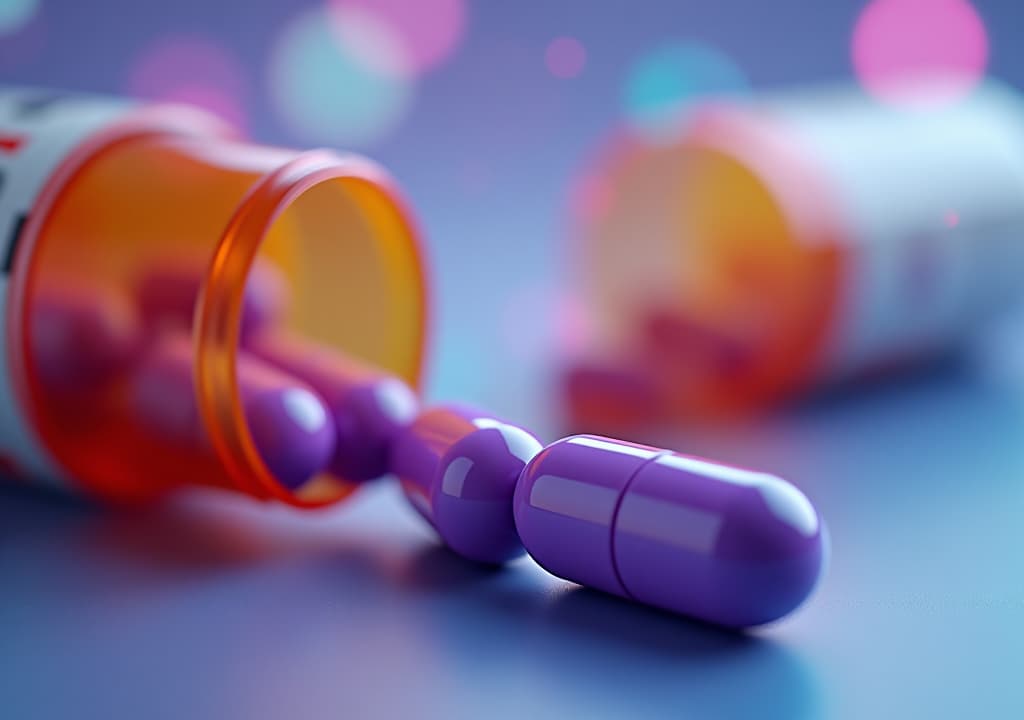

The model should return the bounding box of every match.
[0,135,26,153]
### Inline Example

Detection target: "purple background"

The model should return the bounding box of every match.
[2,2,1024,718]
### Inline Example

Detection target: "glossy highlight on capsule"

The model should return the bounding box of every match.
[250,331,420,483]
[392,405,543,564]
[514,435,826,627]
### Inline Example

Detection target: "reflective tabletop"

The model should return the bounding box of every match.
[2,353,1023,719]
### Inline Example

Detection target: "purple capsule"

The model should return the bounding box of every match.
[392,405,543,565]
[249,332,419,483]
[130,333,336,491]
[135,257,288,339]
[30,280,142,392]
[514,435,826,627]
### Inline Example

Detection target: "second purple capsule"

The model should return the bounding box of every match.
[392,405,543,565]
[514,436,827,628]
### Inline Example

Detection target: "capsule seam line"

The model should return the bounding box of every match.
[608,450,671,601]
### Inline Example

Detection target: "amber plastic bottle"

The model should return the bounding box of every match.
[0,88,426,506]
[573,82,1024,421]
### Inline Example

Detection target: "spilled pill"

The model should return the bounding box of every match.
[392,405,542,564]
[514,435,826,627]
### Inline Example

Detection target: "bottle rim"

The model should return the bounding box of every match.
[194,149,429,508]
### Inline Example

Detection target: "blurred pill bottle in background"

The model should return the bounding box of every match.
[568,80,1024,426]
[0,88,427,505]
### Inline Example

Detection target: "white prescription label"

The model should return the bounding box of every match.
[0,88,132,488]
[769,85,1024,381]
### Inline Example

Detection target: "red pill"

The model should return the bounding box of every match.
[643,307,753,376]
[562,359,666,431]
[135,257,288,338]
[130,333,336,490]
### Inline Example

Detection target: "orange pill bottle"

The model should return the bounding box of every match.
[0,88,427,506]
[572,81,1024,422]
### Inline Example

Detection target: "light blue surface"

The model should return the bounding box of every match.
[2,357,1023,719]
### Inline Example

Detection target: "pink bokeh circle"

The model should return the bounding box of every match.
[125,36,249,132]
[330,0,466,77]
[852,0,988,105]
[546,36,586,79]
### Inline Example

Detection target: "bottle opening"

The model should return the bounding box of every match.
[574,112,842,419]
[197,152,427,507]
[13,110,426,503]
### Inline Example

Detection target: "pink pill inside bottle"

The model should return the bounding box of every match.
[30,278,142,393]
[135,256,288,339]
[130,332,336,491]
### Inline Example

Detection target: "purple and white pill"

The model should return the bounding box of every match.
[392,405,542,565]
[130,333,336,491]
[514,435,826,627]
[250,332,419,483]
